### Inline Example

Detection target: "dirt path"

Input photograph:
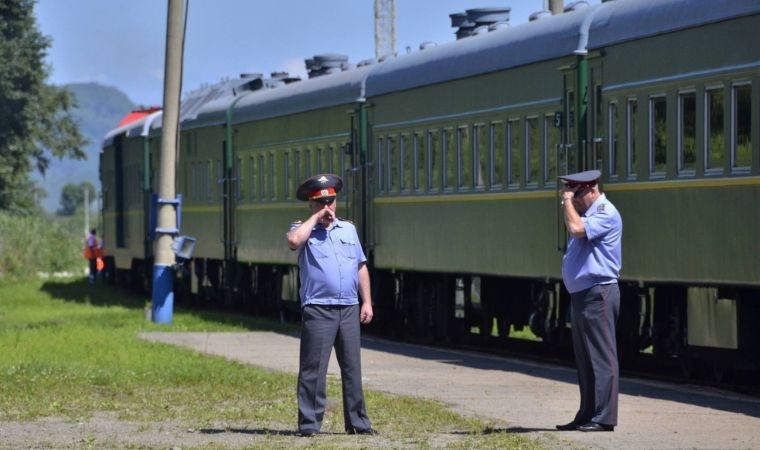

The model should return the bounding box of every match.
[138,331,760,450]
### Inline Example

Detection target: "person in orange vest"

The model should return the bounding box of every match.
[84,229,100,284]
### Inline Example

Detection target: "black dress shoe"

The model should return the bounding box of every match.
[555,421,579,431]
[347,427,377,435]
[577,422,614,432]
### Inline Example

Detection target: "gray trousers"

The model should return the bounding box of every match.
[297,304,371,433]
[570,283,620,426]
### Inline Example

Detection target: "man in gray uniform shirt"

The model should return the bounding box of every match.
[286,173,375,437]
[555,169,623,433]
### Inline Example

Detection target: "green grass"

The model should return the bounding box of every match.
[0,277,545,449]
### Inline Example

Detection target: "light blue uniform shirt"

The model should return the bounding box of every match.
[562,193,623,294]
[291,219,366,307]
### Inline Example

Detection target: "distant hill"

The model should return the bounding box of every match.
[35,82,135,212]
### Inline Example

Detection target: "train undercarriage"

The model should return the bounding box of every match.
[111,255,760,387]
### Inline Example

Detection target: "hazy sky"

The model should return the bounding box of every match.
[35,0,600,107]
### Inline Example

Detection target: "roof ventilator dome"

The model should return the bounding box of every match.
[564,1,590,12]
[451,8,510,39]
[306,53,349,78]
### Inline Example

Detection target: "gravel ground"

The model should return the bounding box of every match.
[4,331,759,449]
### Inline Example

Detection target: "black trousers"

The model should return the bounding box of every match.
[570,283,620,426]
[297,304,371,433]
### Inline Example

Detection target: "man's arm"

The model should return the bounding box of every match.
[561,188,586,238]
[358,262,374,324]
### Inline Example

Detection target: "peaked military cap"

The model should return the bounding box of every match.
[558,169,601,186]
[296,173,343,201]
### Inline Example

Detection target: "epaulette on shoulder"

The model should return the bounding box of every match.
[291,220,303,225]
[337,217,354,225]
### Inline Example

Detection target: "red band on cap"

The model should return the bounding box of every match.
[309,187,336,200]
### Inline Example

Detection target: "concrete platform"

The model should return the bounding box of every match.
[140,331,760,449]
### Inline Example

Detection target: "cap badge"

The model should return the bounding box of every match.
[318,175,328,184]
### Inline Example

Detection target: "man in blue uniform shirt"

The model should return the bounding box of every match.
[556,169,622,433]
[286,173,375,437]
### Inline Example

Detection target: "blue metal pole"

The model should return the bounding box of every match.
[152,264,174,323]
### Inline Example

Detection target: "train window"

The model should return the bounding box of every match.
[508,119,522,187]
[203,160,211,201]
[608,102,619,178]
[236,157,243,200]
[678,92,696,175]
[401,134,413,192]
[283,153,290,199]
[190,162,196,200]
[443,128,456,189]
[292,151,300,191]
[525,117,540,186]
[305,149,312,178]
[649,95,667,177]
[217,159,224,201]
[705,87,725,174]
[474,124,487,189]
[376,138,385,192]
[626,99,638,179]
[387,136,399,193]
[413,133,425,191]
[732,83,751,172]
[327,147,335,173]
[248,156,255,200]
[427,130,440,192]
[491,122,505,189]
[457,126,471,190]
[544,115,559,185]
[316,148,323,174]
[258,153,265,200]
[269,153,275,200]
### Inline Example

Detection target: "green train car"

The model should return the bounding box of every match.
[101,0,760,381]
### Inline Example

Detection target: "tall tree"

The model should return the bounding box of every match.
[57,181,95,216]
[0,0,87,214]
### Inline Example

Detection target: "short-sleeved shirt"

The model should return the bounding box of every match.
[290,218,367,307]
[562,193,623,294]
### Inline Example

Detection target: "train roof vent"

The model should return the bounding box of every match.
[449,11,474,39]
[529,10,552,21]
[306,53,349,78]
[564,1,590,12]
[270,71,302,84]
[357,58,376,67]
[419,41,437,50]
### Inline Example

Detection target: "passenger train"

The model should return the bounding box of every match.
[101,0,760,381]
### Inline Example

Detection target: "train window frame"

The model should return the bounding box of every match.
[543,114,559,187]
[731,81,752,174]
[258,153,265,200]
[376,137,385,193]
[473,122,487,191]
[626,98,638,180]
[704,85,725,176]
[456,125,471,191]
[400,133,413,192]
[316,147,324,174]
[283,152,290,199]
[327,146,335,174]
[268,152,276,200]
[249,155,256,200]
[442,127,456,191]
[525,115,540,188]
[608,101,619,180]
[413,132,425,192]
[648,94,667,179]
[677,90,697,177]
[507,118,522,189]
[305,148,312,179]
[426,129,440,193]
[340,142,348,179]
[490,121,505,190]
[387,135,399,193]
